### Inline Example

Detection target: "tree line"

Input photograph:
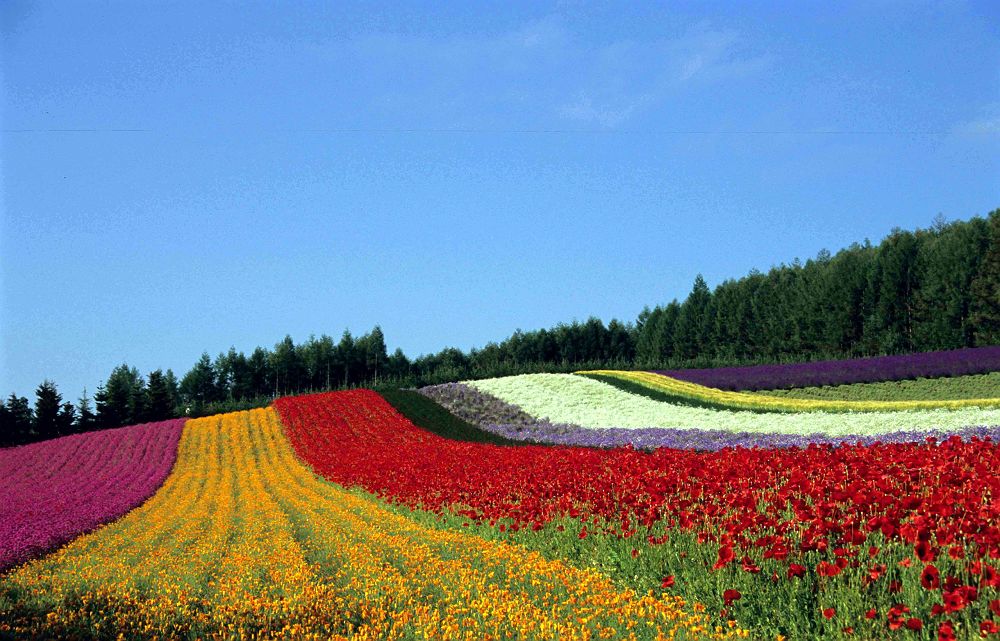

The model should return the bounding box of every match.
[3,209,998,447]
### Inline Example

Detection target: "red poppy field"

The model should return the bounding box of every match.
[276,389,1000,640]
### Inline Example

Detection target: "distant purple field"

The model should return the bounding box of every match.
[655,346,1000,391]
[0,419,184,571]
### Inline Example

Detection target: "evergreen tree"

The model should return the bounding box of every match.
[180,353,221,410]
[76,389,97,432]
[970,209,1000,345]
[247,348,272,398]
[3,394,33,445]
[145,369,176,420]
[56,402,76,436]
[34,380,63,441]
[674,275,712,359]
[0,402,11,447]
[335,330,356,388]
[95,364,146,428]
[270,336,304,395]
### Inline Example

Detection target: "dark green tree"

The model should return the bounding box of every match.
[34,380,63,441]
[179,353,221,410]
[95,364,146,428]
[3,394,33,446]
[76,389,97,432]
[970,209,1000,345]
[145,369,177,420]
[56,402,76,436]
[673,274,712,360]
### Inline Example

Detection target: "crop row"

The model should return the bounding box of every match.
[759,372,1000,402]
[1,408,738,640]
[0,419,183,572]
[581,370,1000,413]
[467,373,1000,437]
[657,345,1000,390]
[275,389,1000,639]
[420,381,1000,450]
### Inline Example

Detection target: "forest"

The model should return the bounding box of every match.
[2,209,998,447]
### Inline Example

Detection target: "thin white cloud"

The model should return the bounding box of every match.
[953,115,1000,135]
[292,16,771,129]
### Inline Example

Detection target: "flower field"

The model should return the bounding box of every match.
[0,407,740,641]
[581,370,1000,412]
[467,373,1000,437]
[657,345,1000,390]
[2,355,999,640]
[276,388,1000,639]
[758,372,1000,402]
[0,419,183,572]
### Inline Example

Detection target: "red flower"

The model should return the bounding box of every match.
[980,620,999,636]
[713,545,734,570]
[817,561,842,577]
[741,556,761,573]
[938,621,956,641]
[661,575,674,589]
[723,589,742,606]
[992,600,1000,618]
[865,609,877,620]
[922,564,941,590]
[916,541,937,563]
[906,618,923,631]
[787,564,806,579]
[823,607,836,619]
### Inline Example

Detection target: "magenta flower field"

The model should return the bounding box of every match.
[0,420,184,571]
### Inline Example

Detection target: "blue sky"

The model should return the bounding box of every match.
[2,1,998,401]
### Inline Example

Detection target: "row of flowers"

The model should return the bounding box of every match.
[1,408,739,640]
[275,389,1000,639]
[0,419,183,572]
[583,370,1000,412]
[420,380,1000,450]
[655,345,1000,391]
[466,373,1000,436]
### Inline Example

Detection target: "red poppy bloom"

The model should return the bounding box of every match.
[823,607,836,619]
[787,563,806,579]
[713,545,734,570]
[723,589,741,606]
[922,564,941,590]
[661,575,674,589]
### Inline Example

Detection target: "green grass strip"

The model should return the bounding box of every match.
[756,371,1000,402]
[377,388,530,446]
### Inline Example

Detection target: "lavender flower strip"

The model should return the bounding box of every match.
[477,422,1000,451]
[656,345,1000,391]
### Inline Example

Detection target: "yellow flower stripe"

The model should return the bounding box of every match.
[1,408,744,640]
[578,370,1000,412]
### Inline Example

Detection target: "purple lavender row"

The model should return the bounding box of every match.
[476,421,1000,451]
[0,419,185,572]
[655,345,1000,391]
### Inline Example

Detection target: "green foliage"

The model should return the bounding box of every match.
[757,372,1000,402]
[94,364,147,429]
[0,394,33,447]
[971,210,1000,345]
[33,380,63,441]
[377,388,527,446]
